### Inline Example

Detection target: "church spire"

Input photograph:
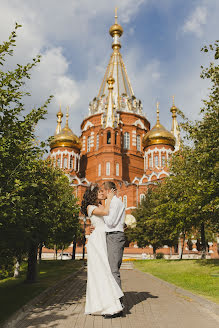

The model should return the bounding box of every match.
[170,96,181,151]
[55,105,63,135]
[88,9,143,120]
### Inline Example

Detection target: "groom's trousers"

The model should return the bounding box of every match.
[106,231,126,288]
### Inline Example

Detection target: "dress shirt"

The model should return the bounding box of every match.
[103,195,125,232]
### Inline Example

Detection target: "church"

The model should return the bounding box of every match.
[48,11,218,259]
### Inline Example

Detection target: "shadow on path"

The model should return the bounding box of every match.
[13,270,87,328]
[123,291,158,315]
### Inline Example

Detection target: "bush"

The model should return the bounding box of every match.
[156,252,164,259]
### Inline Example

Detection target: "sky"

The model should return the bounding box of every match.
[0,0,218,142]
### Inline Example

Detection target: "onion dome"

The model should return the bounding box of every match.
[109,8,123,39]
[143,102,175,148]
[50,107,81,150]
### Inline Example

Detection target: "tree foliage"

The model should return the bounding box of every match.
[0,24,80,281]
[131,41,219,258]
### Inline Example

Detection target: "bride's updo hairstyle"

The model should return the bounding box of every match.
[81,184,100,216]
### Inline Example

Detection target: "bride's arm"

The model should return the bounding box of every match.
[87,190,115,216]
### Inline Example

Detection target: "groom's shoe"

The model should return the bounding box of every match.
[103,311,123,319]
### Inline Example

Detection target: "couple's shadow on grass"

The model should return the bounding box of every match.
[123,291,158,316]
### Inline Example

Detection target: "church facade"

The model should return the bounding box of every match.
[48,13,218,259]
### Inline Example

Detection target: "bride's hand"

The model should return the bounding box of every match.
[107,189,115,201]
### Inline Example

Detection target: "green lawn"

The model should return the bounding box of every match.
[134,259,219,304]
[0,260,83,325]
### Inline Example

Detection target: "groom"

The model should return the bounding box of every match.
[101,181,126,316]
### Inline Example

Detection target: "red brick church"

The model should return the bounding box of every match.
[47,12,218,259]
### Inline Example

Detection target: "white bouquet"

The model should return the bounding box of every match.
[125,214,136,229]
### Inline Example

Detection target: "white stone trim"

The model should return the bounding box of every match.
[133,119,145,130]
[82,121,94,131]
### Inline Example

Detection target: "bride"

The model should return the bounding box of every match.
[81,184,123,316]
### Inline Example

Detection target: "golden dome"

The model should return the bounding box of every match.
[50,108,81,150]
[109,8,123,38]
[109,23,123,37]
[143,102,175,148]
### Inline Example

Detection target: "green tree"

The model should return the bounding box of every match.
[129,187,178,257]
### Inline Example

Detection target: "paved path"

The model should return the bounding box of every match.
[9,264,219,328]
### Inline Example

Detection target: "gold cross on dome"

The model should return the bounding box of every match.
[115,7,118,24]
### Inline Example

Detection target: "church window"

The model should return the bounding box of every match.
[116,163,119,176]
[57,158,61,167]
[98,163,101,176]
[124,132,130,149]
[155,155,159,167]
[87,136,91,152]
[137,135,141,151]
[162,155,166,166]
[107,131,111,144]
[96,134,99,150]
[123,195,127,208]
[140,194,146,203]
[149,156,153,168]
[106,162,110,176]
[70,156,73,169]
[64,157,68,169]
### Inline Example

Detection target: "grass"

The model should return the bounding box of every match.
[134,259,219,304]
[0,259,83,324]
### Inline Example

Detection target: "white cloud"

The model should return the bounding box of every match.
[182,6,207,37]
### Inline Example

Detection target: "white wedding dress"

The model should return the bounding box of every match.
[85,205,123,315]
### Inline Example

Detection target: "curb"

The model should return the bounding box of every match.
[134,268,219,317]
[1,265,85,328]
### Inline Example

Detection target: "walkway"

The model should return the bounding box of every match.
[7,263,219,328]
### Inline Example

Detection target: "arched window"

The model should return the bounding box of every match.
[162,155,166,166]
[123,195,127,208]
[57,158,61,167]
[96,134,99,150]
[70,156,73,169]
[155,155,159,167]
[87,136,91,152]
[98,163,101,177]
[124,132,130,149]
[106,162,110,176]
[137,135,141,151]
[149,156,153,168]
[140,194,145,203]
[116,163,119,176]
[63,157,68,169]
[107,131,111,144]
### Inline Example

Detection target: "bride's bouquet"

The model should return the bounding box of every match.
[124,214,136,229]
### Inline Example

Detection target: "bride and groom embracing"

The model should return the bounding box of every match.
[81,181,126,319]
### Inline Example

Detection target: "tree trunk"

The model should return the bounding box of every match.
[153,246,157,259]
[201,222,206,259]
[72,240,76,260]
[26,243,38,283]
[38,243,43,264]
[180,232,186,260]
[55,248,58,260]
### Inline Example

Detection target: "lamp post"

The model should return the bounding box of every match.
[82,216,87,260]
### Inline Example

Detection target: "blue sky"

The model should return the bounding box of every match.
[0,0,218,141]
